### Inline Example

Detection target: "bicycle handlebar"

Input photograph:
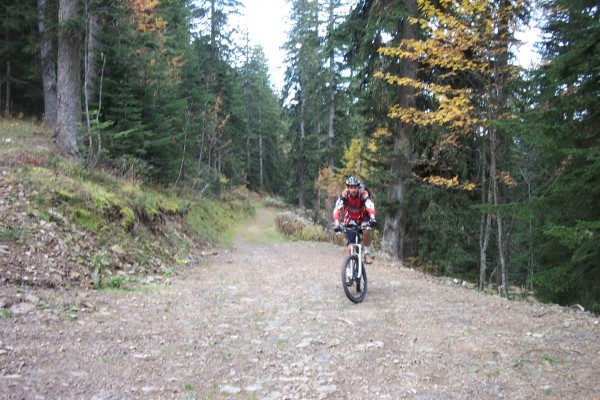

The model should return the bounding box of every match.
[334,224,371,234]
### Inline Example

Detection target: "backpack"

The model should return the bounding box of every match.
[360,183,373,202]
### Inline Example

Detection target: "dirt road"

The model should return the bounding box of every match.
[1,207,599,399]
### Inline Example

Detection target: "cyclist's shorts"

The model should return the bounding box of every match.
[346,229,361,245]
[345,218,367,245]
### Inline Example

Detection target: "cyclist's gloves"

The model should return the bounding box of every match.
[369,218,378,228]
[334,225,343,233]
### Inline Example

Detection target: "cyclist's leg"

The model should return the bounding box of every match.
[363,229,371,247]
[345,229,358,256]
[359,216,373,264]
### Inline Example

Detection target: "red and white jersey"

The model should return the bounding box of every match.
[333,188,375,225]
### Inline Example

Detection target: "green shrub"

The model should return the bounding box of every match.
[0,226,26,243]
[404,256,445,276]
[275,211,335,242]
[263,196,288,209]
[107,275,125,289]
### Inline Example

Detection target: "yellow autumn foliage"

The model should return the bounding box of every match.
[329,138,377,192]
[374,127,392,139]
[315,167,339,200]
[127,0,167,33]
[500,171,517,187]
[423,175,476,191]
[424,175,459,188]
[377,0,525,144]
[367,127,392,154]
[124,0,187,88]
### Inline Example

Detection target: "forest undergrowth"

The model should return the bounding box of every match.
[0,117,254,291]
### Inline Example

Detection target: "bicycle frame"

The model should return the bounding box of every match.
[340,224,369,278]
[336,223,370,303]
[349,234,363,280]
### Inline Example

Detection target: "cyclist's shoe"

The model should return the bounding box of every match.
[364,253,373,264]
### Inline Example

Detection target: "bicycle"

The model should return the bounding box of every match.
[334,224,371,303]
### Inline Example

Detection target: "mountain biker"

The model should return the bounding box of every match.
[333,176,377,264]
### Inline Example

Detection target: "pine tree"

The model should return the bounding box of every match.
[520,0,600,311]
[37,0,58,128]
[377,0,528,288]
[283,0,323,209]
[240,45,284,192]
[341,0,420,259]
[1,0,44,116]
[56,0,82,156]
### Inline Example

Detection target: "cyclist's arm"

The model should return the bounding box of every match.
[364,197,375,219]
[332,196,345,225]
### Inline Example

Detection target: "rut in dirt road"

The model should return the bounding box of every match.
[1,207,599,399]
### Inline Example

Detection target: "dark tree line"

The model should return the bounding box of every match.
[2,0,284,192]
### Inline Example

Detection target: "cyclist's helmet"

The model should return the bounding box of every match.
[345,176,360,186]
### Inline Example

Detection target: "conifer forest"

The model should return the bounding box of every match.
[1,0,598,311]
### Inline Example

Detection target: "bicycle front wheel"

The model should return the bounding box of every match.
[341,254,367,303]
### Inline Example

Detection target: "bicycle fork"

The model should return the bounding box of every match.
[350,242,363,280]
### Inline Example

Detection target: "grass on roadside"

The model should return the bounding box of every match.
[0,117,256,289]
[234,203,287,245]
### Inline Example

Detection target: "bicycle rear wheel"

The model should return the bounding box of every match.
[341,254,367,303]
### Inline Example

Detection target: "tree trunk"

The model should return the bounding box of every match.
[210,0,217,64]
[83,0,100,140]
[327,0,335,171]
[176,109,192,186]
[259,106,264,189]
[492,0,511,296]
[479,211,493,290]
[56,0,81,156]
[3,61,10,115]
[37,0,58,129]
[381,0,417,260]
[521,165,534,291]
[479,167,493,291]
[246,136,251,180]
[490,128,508,296]
[298,84,306,210]
[326,22,336,220]
[479,133,492,290]
[84,4,99,105]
